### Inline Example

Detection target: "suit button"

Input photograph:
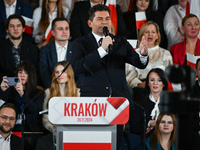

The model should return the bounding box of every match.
[106,87,109,89]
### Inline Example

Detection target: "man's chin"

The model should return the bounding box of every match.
[10,35,21,40]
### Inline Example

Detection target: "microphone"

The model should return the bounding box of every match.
[103,26,112,53]
[83,63,146,149]
[21,62,71,150]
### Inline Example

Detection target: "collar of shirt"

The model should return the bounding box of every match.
[149,93,160,120]
[49,7,58,21]
[55,41,68,51]
[4,0,16,8]
[92,32,105,45]
[177,4,186,12]
[90,0,104,7]
[0,132,12,142]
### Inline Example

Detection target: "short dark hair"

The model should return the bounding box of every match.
[5,14,25,30]
[52,17,69,31]
[89,4,110,21]
[196,58,200,69]
[0,103,17,117]
[182,14,199,26]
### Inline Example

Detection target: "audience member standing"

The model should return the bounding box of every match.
[170,14,200,65]
[33,0,70,48]
[130,68,168,138]
[39,18,72,88]
[0,61,44,149]
[123,0,166,48]
[0,14,39,82]
[164,0,200,50]
[145,113,176,150]
[70,0,127,41]
[0,0,32,41]
[126,21,172,89]
[0,103,31,150]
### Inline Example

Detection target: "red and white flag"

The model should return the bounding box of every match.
[22,16,33,35]
[186,0,200,16]
[168,82,182,91]
[45,23,52,43]
[187,52,200,69]
[135,12,147,30]
[105,0,117,35]
[63,131,111,150]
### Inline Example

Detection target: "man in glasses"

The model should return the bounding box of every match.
[0,103,29,150]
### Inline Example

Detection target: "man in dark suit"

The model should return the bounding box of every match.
[0,0,32,41]
[0,103,30,150]
[70,0,127,41]
[0,14,39,83]
[39,17,72,88]
[72,4,148,148]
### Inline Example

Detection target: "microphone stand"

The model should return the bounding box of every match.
[83,63,147,150]
[21,62,70,150]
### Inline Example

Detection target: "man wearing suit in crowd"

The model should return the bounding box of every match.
[72,4,148,148]
[39,17,72,88]
[70,0,127,41]
[0,0,32,41]
[0,103,30,150]
[0,14,39,83]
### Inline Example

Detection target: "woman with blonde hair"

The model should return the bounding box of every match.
[126,21,172,89]
[145,113,176,150]
[33,0,70,48]
[43,61,79,132]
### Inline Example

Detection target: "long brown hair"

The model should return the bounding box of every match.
[149,113,176,149]
[39,0,64,33]
[47,61,78,108]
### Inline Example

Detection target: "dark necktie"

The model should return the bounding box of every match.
[98,38,103,47]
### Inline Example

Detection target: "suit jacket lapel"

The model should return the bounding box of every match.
[178,39,186,65]
[66,41,72,63]
[50,42,58,66]
[15,0,22,14]
[0,1,7,23]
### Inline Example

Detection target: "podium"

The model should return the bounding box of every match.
[49,97,129,150]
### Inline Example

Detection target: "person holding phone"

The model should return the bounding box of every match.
[0,61,44,150]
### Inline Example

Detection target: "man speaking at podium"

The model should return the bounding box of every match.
[71,4,148,148]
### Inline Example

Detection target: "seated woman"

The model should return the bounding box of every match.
[126,21,172,88]
[129,68,168,139]
[0,61,44,149]
[43,61,79,133]
[146,113,176,150]
[123,0,166,48]
[170,14,200,65]
[33,0,70,48]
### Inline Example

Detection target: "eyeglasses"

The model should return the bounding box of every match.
[0,115,16,121]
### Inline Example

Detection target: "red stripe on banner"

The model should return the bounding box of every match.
[110,105,129,125]
[107,97,126,109]
[168,82,173,91]
[63,143,111,150]
[136,20,147,29]
[187,60,196,69]
[128,0,134,11]
[13,132,22,138]
[109,4,117,35]
[46,29,52,43]
[24,25,33,35]
[186,1,190,15]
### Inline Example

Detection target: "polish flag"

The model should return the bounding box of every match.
[168,82,182,91]
[22,16,33,35]
[135,12,147,29]
[45,23,52,43]
[186,0,200,16]
[105,0,118,35]
[187,53,200,69]
[186,1,190,15]
[63,131,111,150]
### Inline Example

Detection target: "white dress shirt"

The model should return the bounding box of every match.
[164,4,200,50]
[32,6,70,43]
[149,93,160,120]
[0,133,11,150]
[4,0,16,18]
[55,41,68,62]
